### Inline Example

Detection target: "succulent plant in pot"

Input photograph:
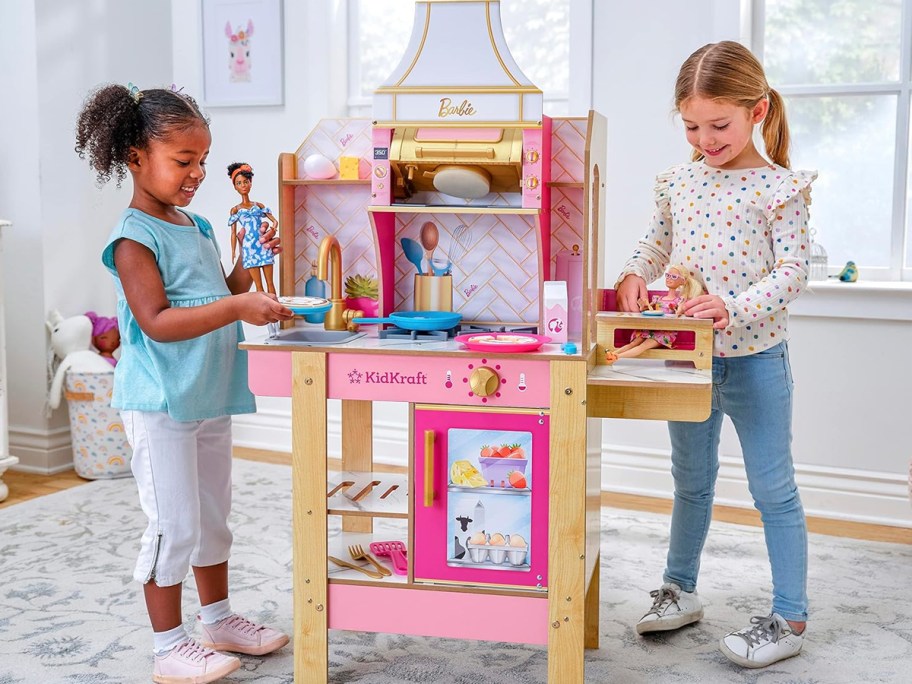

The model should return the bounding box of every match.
[344,274,379,317]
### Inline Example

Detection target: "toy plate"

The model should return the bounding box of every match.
[454,333,552,353]
[278,296,332,316]
[641,310,666,316]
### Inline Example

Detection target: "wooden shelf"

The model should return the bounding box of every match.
[327,470,408,518]
[327,531,409,585]
[368,205,540,215]
[548,181,583,188]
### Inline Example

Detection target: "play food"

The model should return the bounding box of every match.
[302,153,336,179]
[450,460,486,487]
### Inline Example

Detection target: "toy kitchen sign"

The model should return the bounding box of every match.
[371,1,543,127]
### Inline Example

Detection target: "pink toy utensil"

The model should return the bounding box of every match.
[369,541,408,576]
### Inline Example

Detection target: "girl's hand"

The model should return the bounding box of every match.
[679,294,730,329]
[616,274,648,312]
[235,292,294,326]
[259,222,282,255]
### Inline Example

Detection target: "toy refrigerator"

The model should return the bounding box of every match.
[412,405,549,590]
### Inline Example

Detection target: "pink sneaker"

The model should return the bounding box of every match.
[199,614,289,656]
[153,638,240,684]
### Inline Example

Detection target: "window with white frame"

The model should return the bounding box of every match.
[347,0,580,118]
[755,0,912,281]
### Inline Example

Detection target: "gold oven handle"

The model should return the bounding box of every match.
[423,429,435,507]
[415,147,495,159]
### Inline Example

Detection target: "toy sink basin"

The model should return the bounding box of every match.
[265,328,365,346]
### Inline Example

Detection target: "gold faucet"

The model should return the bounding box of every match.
[317,235,346,330]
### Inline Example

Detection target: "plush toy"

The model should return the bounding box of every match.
[85,311,120,366]
[46,310,114,411]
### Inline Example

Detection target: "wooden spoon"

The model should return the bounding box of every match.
[419,221,439,276]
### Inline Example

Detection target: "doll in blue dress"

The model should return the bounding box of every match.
[228,162,278,294]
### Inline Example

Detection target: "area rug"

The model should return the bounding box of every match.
[1,458,909,683]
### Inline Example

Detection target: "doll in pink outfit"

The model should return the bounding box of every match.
[605,264,703,364]
[85,311,120,366]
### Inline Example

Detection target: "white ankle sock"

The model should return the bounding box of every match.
[199,598,232,625]
[153,625,189,655]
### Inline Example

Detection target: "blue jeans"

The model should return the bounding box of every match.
[664,341,808,622]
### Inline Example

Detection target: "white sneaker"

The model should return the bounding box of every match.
[636,582,704,634]
[719,613,804,668]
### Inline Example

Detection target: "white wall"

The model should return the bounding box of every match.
[3,1,909,527]
[0,0,173,470]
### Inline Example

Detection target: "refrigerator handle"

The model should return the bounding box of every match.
[423,429,435,507]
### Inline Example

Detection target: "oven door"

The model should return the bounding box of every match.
[412,404,549,590]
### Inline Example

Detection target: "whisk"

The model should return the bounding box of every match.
[447,223,474,268]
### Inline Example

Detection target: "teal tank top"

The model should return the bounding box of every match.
[101,208,256,421]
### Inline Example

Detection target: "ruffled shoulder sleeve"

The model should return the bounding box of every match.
[764,169,817,222]
[654,163,690,216]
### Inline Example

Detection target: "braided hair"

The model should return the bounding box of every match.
[75,84,209,186]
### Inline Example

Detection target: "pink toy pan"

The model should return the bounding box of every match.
[454,333,552,353]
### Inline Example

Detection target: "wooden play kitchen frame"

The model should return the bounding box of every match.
[243,3,713,680]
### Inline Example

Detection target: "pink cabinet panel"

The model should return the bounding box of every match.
[413,406,549,590]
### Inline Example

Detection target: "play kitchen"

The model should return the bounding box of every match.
[243,2,712,682]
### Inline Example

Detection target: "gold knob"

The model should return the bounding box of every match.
[525,176,539,190]
[469,367,500,397]
[526,150,540,164]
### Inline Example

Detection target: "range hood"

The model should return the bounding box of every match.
[373,0,543,128]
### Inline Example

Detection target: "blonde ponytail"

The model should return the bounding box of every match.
[762,88,791,169]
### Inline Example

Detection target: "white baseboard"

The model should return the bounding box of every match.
[599,446,912,529]
[186,412,912,530]
[9,426,75,474]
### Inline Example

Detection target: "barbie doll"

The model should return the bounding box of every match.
[605,264,704,364]
[228,162,278,294]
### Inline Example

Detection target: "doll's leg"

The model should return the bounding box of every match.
[248,268,264,292]
[605,336,649,364]
[616,337,662,359]
[261,264,276,295]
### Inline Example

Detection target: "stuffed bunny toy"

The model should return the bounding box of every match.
[47,310,113,411]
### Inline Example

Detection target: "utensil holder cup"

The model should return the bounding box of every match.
[413,274,453,311]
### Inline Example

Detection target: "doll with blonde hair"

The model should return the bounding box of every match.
[604,264,703,364]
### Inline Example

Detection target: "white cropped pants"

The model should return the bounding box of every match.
[122,411,234,587]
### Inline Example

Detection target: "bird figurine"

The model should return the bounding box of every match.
[829,260,858,282]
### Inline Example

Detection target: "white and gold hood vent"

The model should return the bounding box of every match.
[373,0,543,128]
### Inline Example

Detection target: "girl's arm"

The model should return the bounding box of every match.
[114,239,292,342]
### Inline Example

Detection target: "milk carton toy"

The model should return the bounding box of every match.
[543,280,568,344]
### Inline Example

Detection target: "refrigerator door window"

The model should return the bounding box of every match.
[413,407,549,590]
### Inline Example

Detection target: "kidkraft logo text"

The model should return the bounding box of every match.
[348,369,428,385]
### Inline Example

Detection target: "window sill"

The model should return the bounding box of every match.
[790,280,912,322]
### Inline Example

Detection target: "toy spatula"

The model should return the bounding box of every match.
[369,541,408,576]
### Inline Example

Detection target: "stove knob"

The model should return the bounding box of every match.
[469,366,500,397]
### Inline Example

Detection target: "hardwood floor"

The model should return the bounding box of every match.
[3,447,910,546]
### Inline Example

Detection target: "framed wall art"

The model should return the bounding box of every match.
[201,0,284,106]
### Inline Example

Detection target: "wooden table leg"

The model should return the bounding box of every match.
[341,399,373,534]
[292,352,328,684]
[585,554,600,649]
[548,359,588,682]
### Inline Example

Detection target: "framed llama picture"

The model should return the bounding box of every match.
[201,0,284,107]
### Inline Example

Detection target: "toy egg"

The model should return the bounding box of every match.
[469,531,487,545]
[509,534,527,548]
[302,153,337,179]
[489,533,506,546]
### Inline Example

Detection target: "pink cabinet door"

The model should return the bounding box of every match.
[413,406,549,590]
